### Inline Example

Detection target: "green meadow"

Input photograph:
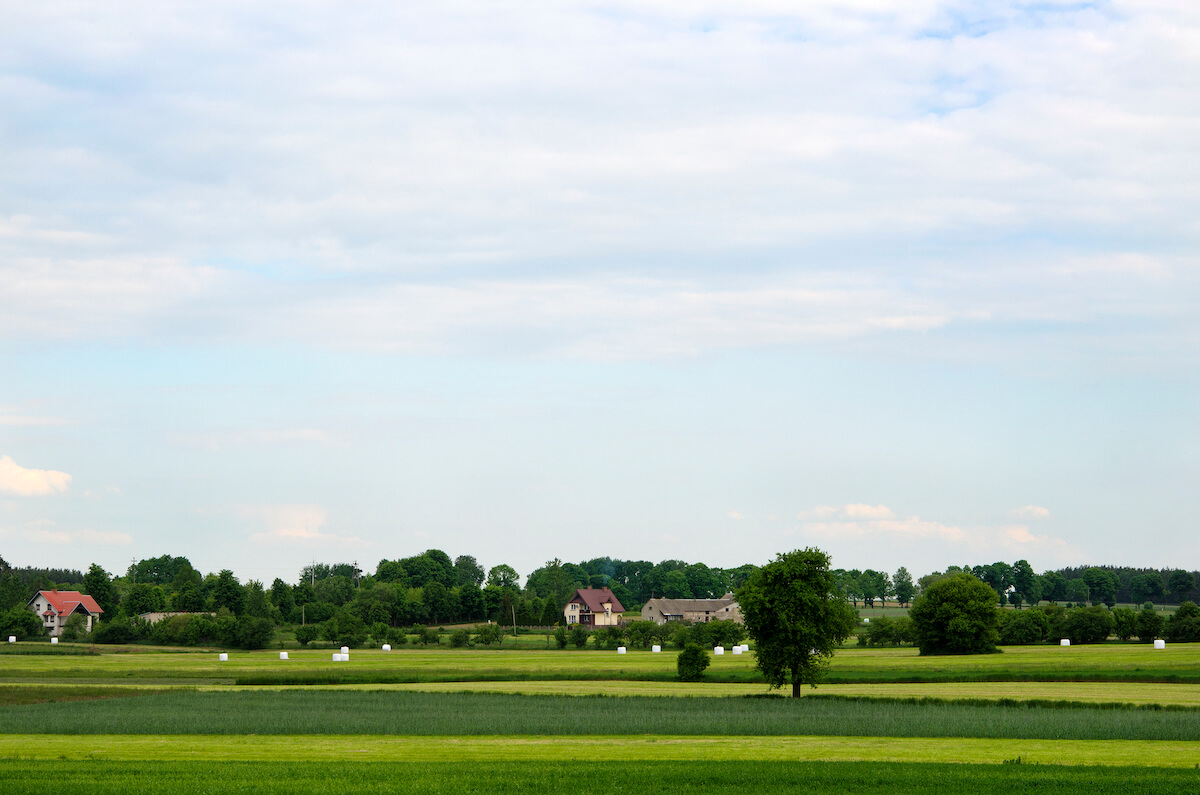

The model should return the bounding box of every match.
[3,642,1200,792]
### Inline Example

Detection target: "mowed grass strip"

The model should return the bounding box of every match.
[3,734,1200,768]
[3,644,1200,686]
[4,690,1200,740]
[339,678,1200,706]
[2,760,1200,794]
[0,685,179,706]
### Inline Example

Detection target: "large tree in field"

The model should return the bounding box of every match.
[83,564,117,617]
[909,573,1000,655]
[892,567,914,607]
[736,548,857,698]
[1168,570,1196,605]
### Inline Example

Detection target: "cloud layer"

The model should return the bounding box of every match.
[0,456,72,497]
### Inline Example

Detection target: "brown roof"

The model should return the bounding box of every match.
[568,587,625,614]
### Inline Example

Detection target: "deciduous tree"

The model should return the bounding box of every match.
[736,547,857,697]
[909,573,1000,655]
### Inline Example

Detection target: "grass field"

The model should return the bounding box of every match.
[3,640,1200,791]
[3,642,1197,686]
[3,761,1199,794]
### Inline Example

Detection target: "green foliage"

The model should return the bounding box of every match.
[60,613,88,642]
[553,625,568,649]
[676,643,710,681]
[0,570,27,611]
[892,567,915,607]
[593,626,626,650]
[1135,606,1164,642]
[1064,605,1114,644]
[998,609,1049,645]
[212,570,245,615]
[449,628,471,648]
[737,547,857,696]
[623,620,660,649]
[1167,570,1196,604]
[569,625,589,649]
[863,615,916,647]
[909,573,1001,655]
[0,606,43,639]
[83,564,117,616]
[293,624,320,646]
[475,623,504,646]
[1111,607,1136,641]
[91,616,148,645]
[1164,601,1200,643]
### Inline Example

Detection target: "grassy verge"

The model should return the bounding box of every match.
[2,760,1199,794]
[4,690,1200,740]
[3,735,1200,768]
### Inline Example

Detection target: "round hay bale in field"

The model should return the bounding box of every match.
[218,653,228,661]
[7,636,14,643]
[732,646,742,654]
[382,644,391,651]
[341,646,350,655]
[651,645,661,653]
[279,651,289,660]
[50,637,58,644]
[1060,639,1070,646]
[714,646,724,655]
[741,644,750,652]
[1154,639,1166,649]
[617,646,627,654]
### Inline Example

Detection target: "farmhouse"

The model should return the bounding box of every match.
[641,593,742,625]
[563,587,624,627]
[26,589,103,637]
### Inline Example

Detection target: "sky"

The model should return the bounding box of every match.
[2,1,1198,588]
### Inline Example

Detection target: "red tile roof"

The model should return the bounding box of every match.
[567,587,625,614]
[29,590,103,616]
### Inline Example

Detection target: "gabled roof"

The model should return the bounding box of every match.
[567,587,625,614]
[28,590,103,615]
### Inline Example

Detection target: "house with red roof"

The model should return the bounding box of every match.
[563,587,624,627]
[26,589,103,637]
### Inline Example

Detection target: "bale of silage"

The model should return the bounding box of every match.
[714,646,724,655]
[382,644,391,651]
[617,646,626,654]
[1155,639,1166,650]
[1060,639,1070,646]
[341,646,350,655]
[7,636,14,643]
[50,637,59,644]
[652,645,661,653]
[732,646,742,654]
[218,653,228,661]
[279,651,289,660]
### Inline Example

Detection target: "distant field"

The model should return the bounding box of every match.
[4,690,1200,740]
[3,642,1198,686]
[3,760,1200,794]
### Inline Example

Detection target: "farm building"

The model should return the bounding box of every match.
[26,589,103,637]
[641,593,742,625]
[563,587,625,627]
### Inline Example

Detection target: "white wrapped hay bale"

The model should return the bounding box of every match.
[732,646,742,654]
[741,644,750,652]
[1060,639,1070,646]
[279,651,289,660]
[651,645,661,653]
[7,636,14,643]
[218,653,228,661]
[714,646,724,655]
[617,646,627,654]
[1154,639,1166,650]
[863,618,870,624]
[341,646,350,655]
[51,637,59,644]
[332,653,342,661]
[382,644,391,651]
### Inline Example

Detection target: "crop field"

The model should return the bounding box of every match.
[3,642,1200,792]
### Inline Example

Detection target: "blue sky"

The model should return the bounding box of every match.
[2,1,1198,586]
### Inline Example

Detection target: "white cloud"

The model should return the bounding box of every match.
[6,522,130,546]
[727,510,744,520]
[843,504,896,520]
[242,504,363,546]
[1010,505,1050,520]
[0,455,72,496]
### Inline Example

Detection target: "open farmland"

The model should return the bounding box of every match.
[3,643,1200,793]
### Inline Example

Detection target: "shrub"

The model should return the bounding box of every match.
[449,628,471,647]
[676,643,710,681]
[593,626,626,650]
[570,625,589,649]
[60,613,88,642]
[91,617,146,645]
[294,624,321,646]
[1136,606,1164,642]
[707,619,747,648]
[0,606,43,640]
[998,609,1049,645]
[475,623,504,646]
[235,616,275,650]
[553,625,569,649]
[909,573,1001,655]
[1111,607,1137,641]
[1065,605,1114,644]
[1164,601,1200,643]
[387,626,410,645]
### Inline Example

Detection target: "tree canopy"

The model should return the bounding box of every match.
[736,547,857,697]
[909,572,1000,655]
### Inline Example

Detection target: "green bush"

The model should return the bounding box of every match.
[998,609,1049,645]
[553,625,568,649]
[676,643,710,681]
[1064,605,1114,644]
[1135,606,1163,642]
[569,625,589,649]
[449,628,471,647]
[1164,601,1200,643]
[294,624,320,646]
[476,623,503,645]
[0,606,43,640]
[909,574,1000,655]
[1111,607,1136,641]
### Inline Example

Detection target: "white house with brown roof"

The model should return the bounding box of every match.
[563,587,625,627]
[26,590,104,637]
[641,593,742,625]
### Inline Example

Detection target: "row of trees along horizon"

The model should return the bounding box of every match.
[3,553,1200,632]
